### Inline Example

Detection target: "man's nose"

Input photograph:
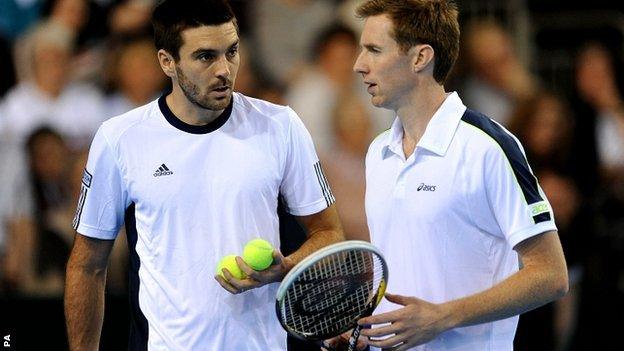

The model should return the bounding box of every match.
[215,56,230,79]
[353,51,367,74]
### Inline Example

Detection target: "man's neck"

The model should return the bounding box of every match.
[166,85,225,126]
[395,82,447,158]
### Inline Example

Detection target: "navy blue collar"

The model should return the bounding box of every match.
[158,92,233,134]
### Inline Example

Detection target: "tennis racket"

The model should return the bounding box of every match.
[276,240,388,351]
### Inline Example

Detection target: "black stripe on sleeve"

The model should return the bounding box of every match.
[317,161,333,201]
[313,162,329,206]
[72,185,88,230]
[314,161,335,207]
[320,163,335,204]
[533,212,552,223]
[461,109,549,223]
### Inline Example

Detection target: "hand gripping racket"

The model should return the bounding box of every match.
[276,241,388,351]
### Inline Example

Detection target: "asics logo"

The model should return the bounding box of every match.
[417,183,436,192]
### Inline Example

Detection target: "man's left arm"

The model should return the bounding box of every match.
[359,230,568,350]
[215,204,345,294]
[283,204,345,265]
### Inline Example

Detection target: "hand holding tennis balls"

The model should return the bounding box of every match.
[215,239,290,294]
[243,238,275,271]
[216,255,245,279]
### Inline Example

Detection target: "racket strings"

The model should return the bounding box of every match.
[281,250,385,338]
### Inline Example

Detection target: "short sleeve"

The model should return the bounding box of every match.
[72,126,128,239]
[279,108,335,216]
[483,141,557,248]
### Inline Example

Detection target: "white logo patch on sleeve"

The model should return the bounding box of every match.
[530,201,550,216]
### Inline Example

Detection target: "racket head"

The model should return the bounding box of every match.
[275,240,388,341]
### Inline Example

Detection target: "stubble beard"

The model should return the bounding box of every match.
[175,65,231,111]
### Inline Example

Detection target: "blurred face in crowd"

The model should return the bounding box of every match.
[354,15,415,110]
[319,33,358,86]
[526,96,567,158]
[117,40,166,105]
[169,21,240,112]
[34,43,70,97]
[465,22,515,87]
[30,133,68,182]
[575,44,618,108]
[51,0,88,31]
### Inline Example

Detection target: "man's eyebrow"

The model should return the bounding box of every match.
[363,44,380,50]
[191,48,217,56]
[191,40,240,56]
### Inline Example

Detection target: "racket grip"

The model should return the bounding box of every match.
[347,325,363,351]
[319,340,337,351]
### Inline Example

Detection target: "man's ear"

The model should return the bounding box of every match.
[157,49,177,78]
[410,44,435,75]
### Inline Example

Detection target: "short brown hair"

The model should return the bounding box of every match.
[356,0,460,83]
[152,0,237,61]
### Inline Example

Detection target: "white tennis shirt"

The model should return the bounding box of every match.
[73,92,334,350]
[366,92,557,351]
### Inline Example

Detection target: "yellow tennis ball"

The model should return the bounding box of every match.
[216,255,244,279]
[243,239,274,271]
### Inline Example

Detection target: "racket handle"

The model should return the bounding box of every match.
[319,340,337,351]
[347,325,363,351]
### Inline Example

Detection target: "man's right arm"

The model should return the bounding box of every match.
[65,233,115,351]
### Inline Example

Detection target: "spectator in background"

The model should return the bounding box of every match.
[104,36,167,117]
[0,20,106,149]
[461,20,538,126]
[14,0,89,81]
[23,127,72,296]
[571,41,624,350]
[108,0,154,37]
[286,23,359,150]
[286,23,392,152]
[508,92,583,351]
[251,0,336,85]
[1,127,71,296]
[575,43,624,185]
[0,135,34,293]
[320,92,372,242]
[2,126,128,297]
[46,0,88,32]
[508,92,573,174]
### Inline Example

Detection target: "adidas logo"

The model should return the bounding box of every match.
[153,164,173,177]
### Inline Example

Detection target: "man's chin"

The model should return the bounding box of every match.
[197,94,231,111]
[371,96,385,108]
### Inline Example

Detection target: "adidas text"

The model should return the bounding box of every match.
[154,170,173,177]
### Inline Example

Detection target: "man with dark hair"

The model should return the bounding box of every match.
[64,0,344,350]
[327,1,569,350]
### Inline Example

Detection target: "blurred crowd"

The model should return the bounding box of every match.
[0,1,623,350]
